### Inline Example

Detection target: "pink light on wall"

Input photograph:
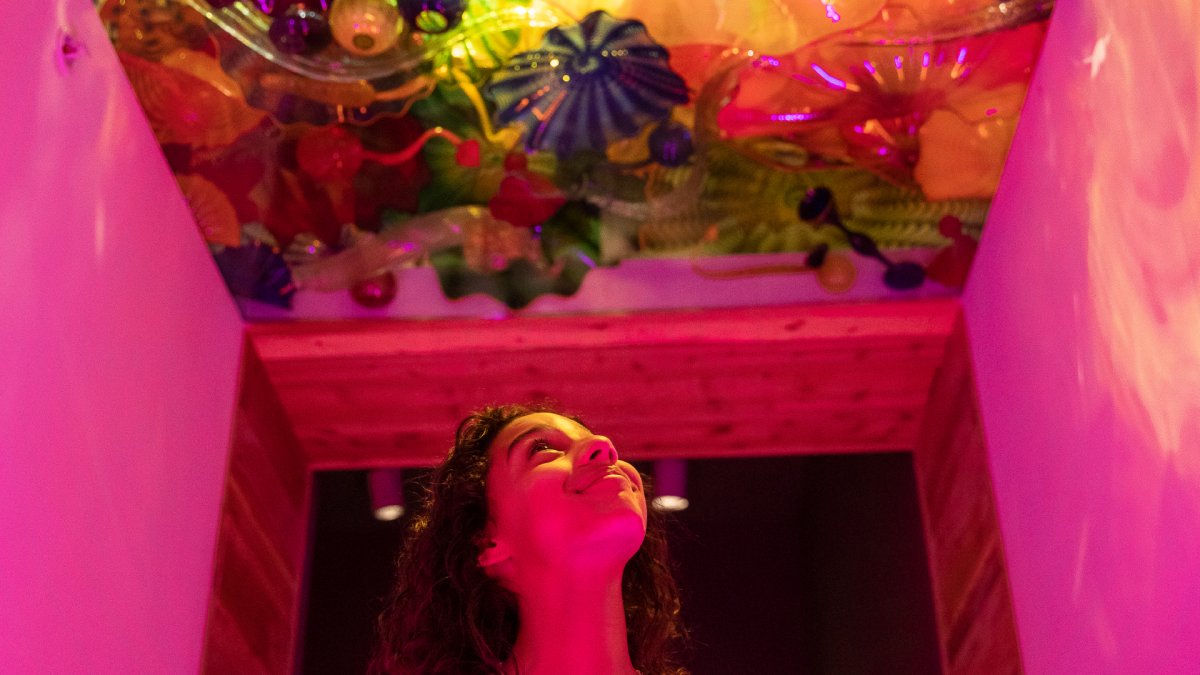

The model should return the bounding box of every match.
[1082,8,1200,465]
[0,1,244,672]
[964,0,1200,670]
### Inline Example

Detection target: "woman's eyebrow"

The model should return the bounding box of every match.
[506,425,555,460]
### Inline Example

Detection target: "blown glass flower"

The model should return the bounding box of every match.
[717,14,1049,198]
[484,10,689,159]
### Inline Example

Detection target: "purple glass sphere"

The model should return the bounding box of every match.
[268,5,333,55]
[254,0,330,16]
[648,121,693,167]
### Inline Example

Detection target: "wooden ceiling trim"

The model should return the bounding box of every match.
[248,299,959,360]
[912,315,1021,673]
[296,408,928,470]
[203,345,312,675]
[269,347,944,416]
[250,299,959,468]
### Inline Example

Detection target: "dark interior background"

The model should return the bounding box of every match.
[301,453,942,674]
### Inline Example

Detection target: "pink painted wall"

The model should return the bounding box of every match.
[0,2,244,672]
[964,0,1200,671]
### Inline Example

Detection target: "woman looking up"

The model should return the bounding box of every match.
[371,404,687,675]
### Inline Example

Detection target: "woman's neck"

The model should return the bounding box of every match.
[505,570,637,675]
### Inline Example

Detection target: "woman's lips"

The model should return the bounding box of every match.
[574,469,632,493]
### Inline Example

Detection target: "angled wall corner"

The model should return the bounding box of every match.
[964,0,1200,670]
[0,1,244,672]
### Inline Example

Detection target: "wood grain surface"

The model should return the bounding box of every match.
[913,315,1022,675]
[251,300,959,467]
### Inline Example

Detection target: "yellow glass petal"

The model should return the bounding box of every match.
[914,107,1017,200]
[176,174,242,247]
[554,0,885,53]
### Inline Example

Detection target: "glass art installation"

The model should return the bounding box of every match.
[96,0,1054,312]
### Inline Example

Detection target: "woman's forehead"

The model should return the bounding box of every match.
[506,412,587,435]
[492,412,589,449]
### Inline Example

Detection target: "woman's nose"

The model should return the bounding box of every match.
[578,436,619,465]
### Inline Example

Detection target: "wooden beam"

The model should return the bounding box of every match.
[250,300,958,360]
[202,341,311,675]
[248,300,959,467]
[912,315,1023,674]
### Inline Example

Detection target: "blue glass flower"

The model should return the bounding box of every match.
[484,10,689,159]
[212,240,296,308]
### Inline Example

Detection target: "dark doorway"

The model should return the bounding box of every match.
[301,454,941,674]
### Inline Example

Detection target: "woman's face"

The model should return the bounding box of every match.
[479,412,647,579]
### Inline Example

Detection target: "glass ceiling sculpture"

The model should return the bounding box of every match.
[97,0,1053,315]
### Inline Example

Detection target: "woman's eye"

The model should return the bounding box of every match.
[529,439,557,456]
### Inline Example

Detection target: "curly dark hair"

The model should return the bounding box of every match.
[370,403,687,674]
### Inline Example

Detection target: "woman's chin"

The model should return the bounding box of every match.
[534,507,645,567]
[580,508,648,561]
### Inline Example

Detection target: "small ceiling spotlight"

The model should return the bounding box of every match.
[651,459,689,512]
[368,468,406,521]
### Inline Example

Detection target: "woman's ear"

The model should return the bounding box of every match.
[477,521,512,569]
[477,538,512,568]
